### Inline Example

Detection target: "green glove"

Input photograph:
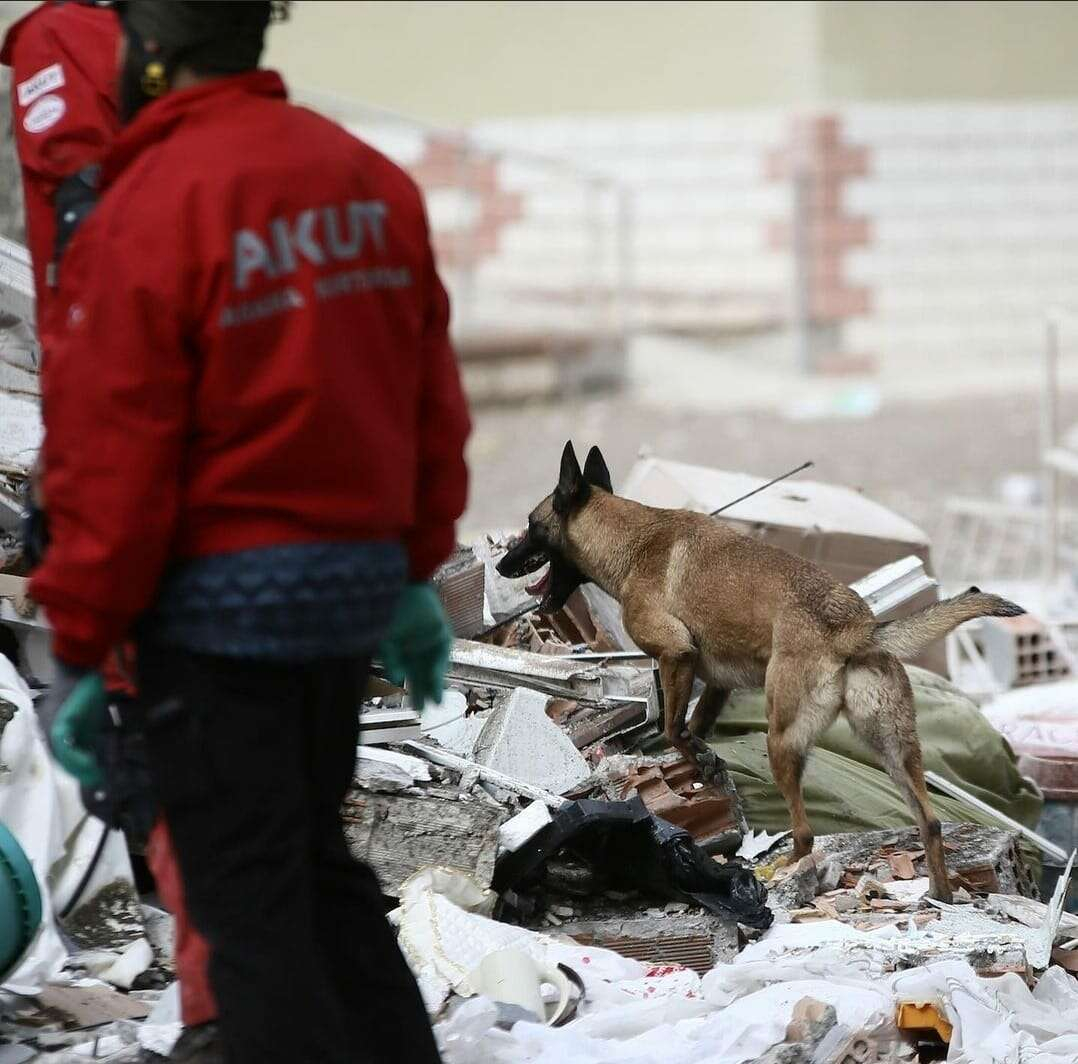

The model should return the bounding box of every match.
[50,673,109,790]
[379,583,453,712]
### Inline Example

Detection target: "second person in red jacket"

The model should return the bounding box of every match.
[31,2,470,1062]
[0,6,219,1061]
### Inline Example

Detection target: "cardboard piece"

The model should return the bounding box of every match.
[35,984,150,1030]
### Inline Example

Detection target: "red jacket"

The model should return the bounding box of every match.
[31,71,471,667]
[0,1,120,340]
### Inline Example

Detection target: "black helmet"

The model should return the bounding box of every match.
[115,1,288,122]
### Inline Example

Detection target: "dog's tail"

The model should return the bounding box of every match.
[871,586,1025,659]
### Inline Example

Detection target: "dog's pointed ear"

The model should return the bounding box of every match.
[583,445,613,494]
[554,440,585,515]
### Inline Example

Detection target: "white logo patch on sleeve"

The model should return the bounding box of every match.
[16,62,65,107]
[23,94,66,134]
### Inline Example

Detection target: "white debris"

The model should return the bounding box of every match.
[355,745,434,791]
[497,800,553,854]
[96,938,154,991]
[882,878,932,903]
[420,690,486,757]
[0,657,144,996]
[473,688,591,797]
[736,829,791,861]
[136,981,183,1057]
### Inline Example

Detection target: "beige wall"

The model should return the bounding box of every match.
[818,0,1078,101]
[263,0,822,121]
[4,1,1078,125]
[264,0,1078,123]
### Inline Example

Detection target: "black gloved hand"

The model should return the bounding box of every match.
[81,696,156,849]
[19,478,48,571]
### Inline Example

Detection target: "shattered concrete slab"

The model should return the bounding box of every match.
[342,784,509,895]
[759,823,1038,900]
[473,687,592,796]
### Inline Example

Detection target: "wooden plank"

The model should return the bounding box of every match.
[35,985,149,1030]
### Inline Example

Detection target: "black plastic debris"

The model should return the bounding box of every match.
[493,797,772,929]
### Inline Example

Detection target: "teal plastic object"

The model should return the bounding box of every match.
[379,582,453,712]
[0,821,42,977]
[50,673,108,790]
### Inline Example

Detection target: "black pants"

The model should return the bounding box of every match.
[137,644,442,1064]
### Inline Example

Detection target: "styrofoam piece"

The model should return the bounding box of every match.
[736,829,791,861]
[473,688,591,797]
[497,800,553,854]
[137,980,183,1057]
[1035,848,1076,968]
[147,980,181,1026]
[883,878,931,902]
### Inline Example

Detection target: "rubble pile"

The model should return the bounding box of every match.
[0,456,1077,1062]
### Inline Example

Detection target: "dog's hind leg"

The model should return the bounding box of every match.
[689,686,729,742]
[765,655,844,859]
[844,652,953,904]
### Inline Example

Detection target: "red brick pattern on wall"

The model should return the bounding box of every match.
[765,115,874,323]
[407,135,524,269]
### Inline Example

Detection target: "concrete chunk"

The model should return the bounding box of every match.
[474,688,591,796]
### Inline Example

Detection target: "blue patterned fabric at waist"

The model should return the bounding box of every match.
[141,541,407,662]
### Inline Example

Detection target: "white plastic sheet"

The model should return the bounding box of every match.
[0,657,144,992]
[427,879,1078,1064]
[395,867,645,1014]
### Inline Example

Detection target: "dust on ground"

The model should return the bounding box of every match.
[463,389,1078,552]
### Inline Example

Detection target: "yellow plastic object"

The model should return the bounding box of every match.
[896,1001,953,1043]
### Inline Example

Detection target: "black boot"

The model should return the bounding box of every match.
[139,1023,224,1063]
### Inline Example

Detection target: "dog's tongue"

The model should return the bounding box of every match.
[525,564,551,597]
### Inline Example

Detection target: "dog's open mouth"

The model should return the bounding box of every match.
[525,563,551,598]
[495,532,583,615]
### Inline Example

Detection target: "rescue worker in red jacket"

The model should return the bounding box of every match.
[1,6,220,1061]
[31,3,469,1062]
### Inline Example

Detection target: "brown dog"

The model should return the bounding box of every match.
[500,442,1025,902]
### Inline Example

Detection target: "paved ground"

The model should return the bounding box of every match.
[463,377,1078,567]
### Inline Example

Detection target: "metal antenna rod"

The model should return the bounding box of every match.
[709,461,814,517]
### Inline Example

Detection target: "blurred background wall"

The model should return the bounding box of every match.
[5,1,1078,556]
